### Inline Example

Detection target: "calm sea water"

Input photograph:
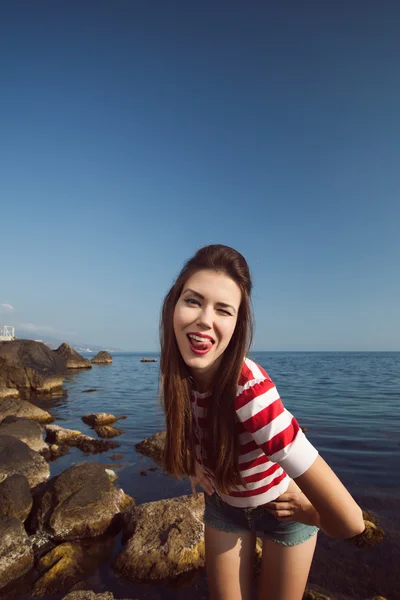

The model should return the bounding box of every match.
[32,351,400,600]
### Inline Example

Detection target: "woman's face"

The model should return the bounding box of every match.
[173,269,242,387]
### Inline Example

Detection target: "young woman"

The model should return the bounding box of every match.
[160,244,365,600]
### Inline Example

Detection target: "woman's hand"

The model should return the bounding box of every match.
[189,461,215,496]
[263,479,320,527]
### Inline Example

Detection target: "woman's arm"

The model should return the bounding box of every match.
[294,455,365,539]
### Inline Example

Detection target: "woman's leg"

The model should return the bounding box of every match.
[257,533,317,600]
[205,523,256,600]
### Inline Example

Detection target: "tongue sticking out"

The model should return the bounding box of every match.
[189,337,212,351]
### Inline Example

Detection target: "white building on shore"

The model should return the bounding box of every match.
[0,326,15,341]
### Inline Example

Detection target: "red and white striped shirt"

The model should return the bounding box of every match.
[191,357,318,508]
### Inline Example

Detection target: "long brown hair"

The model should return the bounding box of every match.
[160,244,253,493]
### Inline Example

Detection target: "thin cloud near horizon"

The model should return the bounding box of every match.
[1,303,14,311]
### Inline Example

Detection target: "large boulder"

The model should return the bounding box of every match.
[114,494,205,581]
[0,515,34,590]
[0,474,32,522]
[35,463,134,541]
[54,344,91,369]
[32,537,115,598]
[0,340,65,398]
[0,435,50,489]
[90,351,112,365]
[0,397,53,425]
[135,431,165,467]
[0,417,47,454]
[45,425,120,454]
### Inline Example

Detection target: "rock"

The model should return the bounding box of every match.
[45,425,120,454]
[115,494,205,581]
[94,425,123,439]
[54,343,92,369]
[109,453,124,461]
[303,591,332,600]
[62,592,134,600]
[81,389,98,393]
[0,515,34,590]
[0,339,65,398]
[32,537,115,597]
[0,435,50,488]
[45,424,84,445]
[0,474,32,522]
[35,462,135,541]
[135,431,165,467]
[349,520,385,547]
[0,416,47,453]
[0,387,19,399]
[90,351,112,365]
[82,413,126,427]
[47,444,70,461]
[0,397,53,425]
[139,471,147,476]
[140,358,157,363]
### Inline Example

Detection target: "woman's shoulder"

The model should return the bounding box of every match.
[235,358,279,412]
[238,357,272,387]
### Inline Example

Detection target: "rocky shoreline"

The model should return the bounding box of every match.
[0,340,394,600]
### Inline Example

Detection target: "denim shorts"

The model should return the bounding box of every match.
[204,493,318,546]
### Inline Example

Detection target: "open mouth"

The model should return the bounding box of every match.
[186,333,214,355]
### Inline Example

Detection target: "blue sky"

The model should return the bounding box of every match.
[1,1,399,351]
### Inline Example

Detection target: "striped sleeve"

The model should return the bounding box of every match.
[235,375,318,478]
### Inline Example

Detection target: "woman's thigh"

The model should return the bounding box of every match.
[205,523,256,600]
[257,532,317,600]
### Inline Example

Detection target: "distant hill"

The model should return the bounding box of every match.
[13,329,121,353]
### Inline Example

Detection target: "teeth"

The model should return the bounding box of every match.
[188,334,212,343]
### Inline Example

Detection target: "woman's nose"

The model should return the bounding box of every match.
[196,306,213,329]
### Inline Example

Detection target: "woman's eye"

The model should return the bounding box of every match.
[218,308,232,316]
[184,298,200,306]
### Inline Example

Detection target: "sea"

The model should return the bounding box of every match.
[31,351,400,600]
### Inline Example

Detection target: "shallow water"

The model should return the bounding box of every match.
[28,352,400,599]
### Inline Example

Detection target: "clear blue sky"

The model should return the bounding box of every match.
[1,1,399,351]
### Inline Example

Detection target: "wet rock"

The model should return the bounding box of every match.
[82,413,127,427]
[0,340,65,399]
[45,425,120,454]
[90,351,112,365]
[0,397,53,425]
[109,453,124,461]
[32,537,115,597]
[0,515,34,590]
[135,431,165,467]
[139,471,147,476]
[115,494,205,581]
[81,389,98,393]
[94,425,123,439]
[35,462,134,541]
[0,435,50,488]
[47,444,70,461]
[0,474,32,522]
[0,416,47,453]
[0,386,19,399]
[45,424,84,445]
[54,344,92,369]
[140,358,157,362]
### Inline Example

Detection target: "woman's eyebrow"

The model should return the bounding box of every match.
[182,288,236,314]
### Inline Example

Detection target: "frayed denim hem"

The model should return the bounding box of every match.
[267,526,319,547]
